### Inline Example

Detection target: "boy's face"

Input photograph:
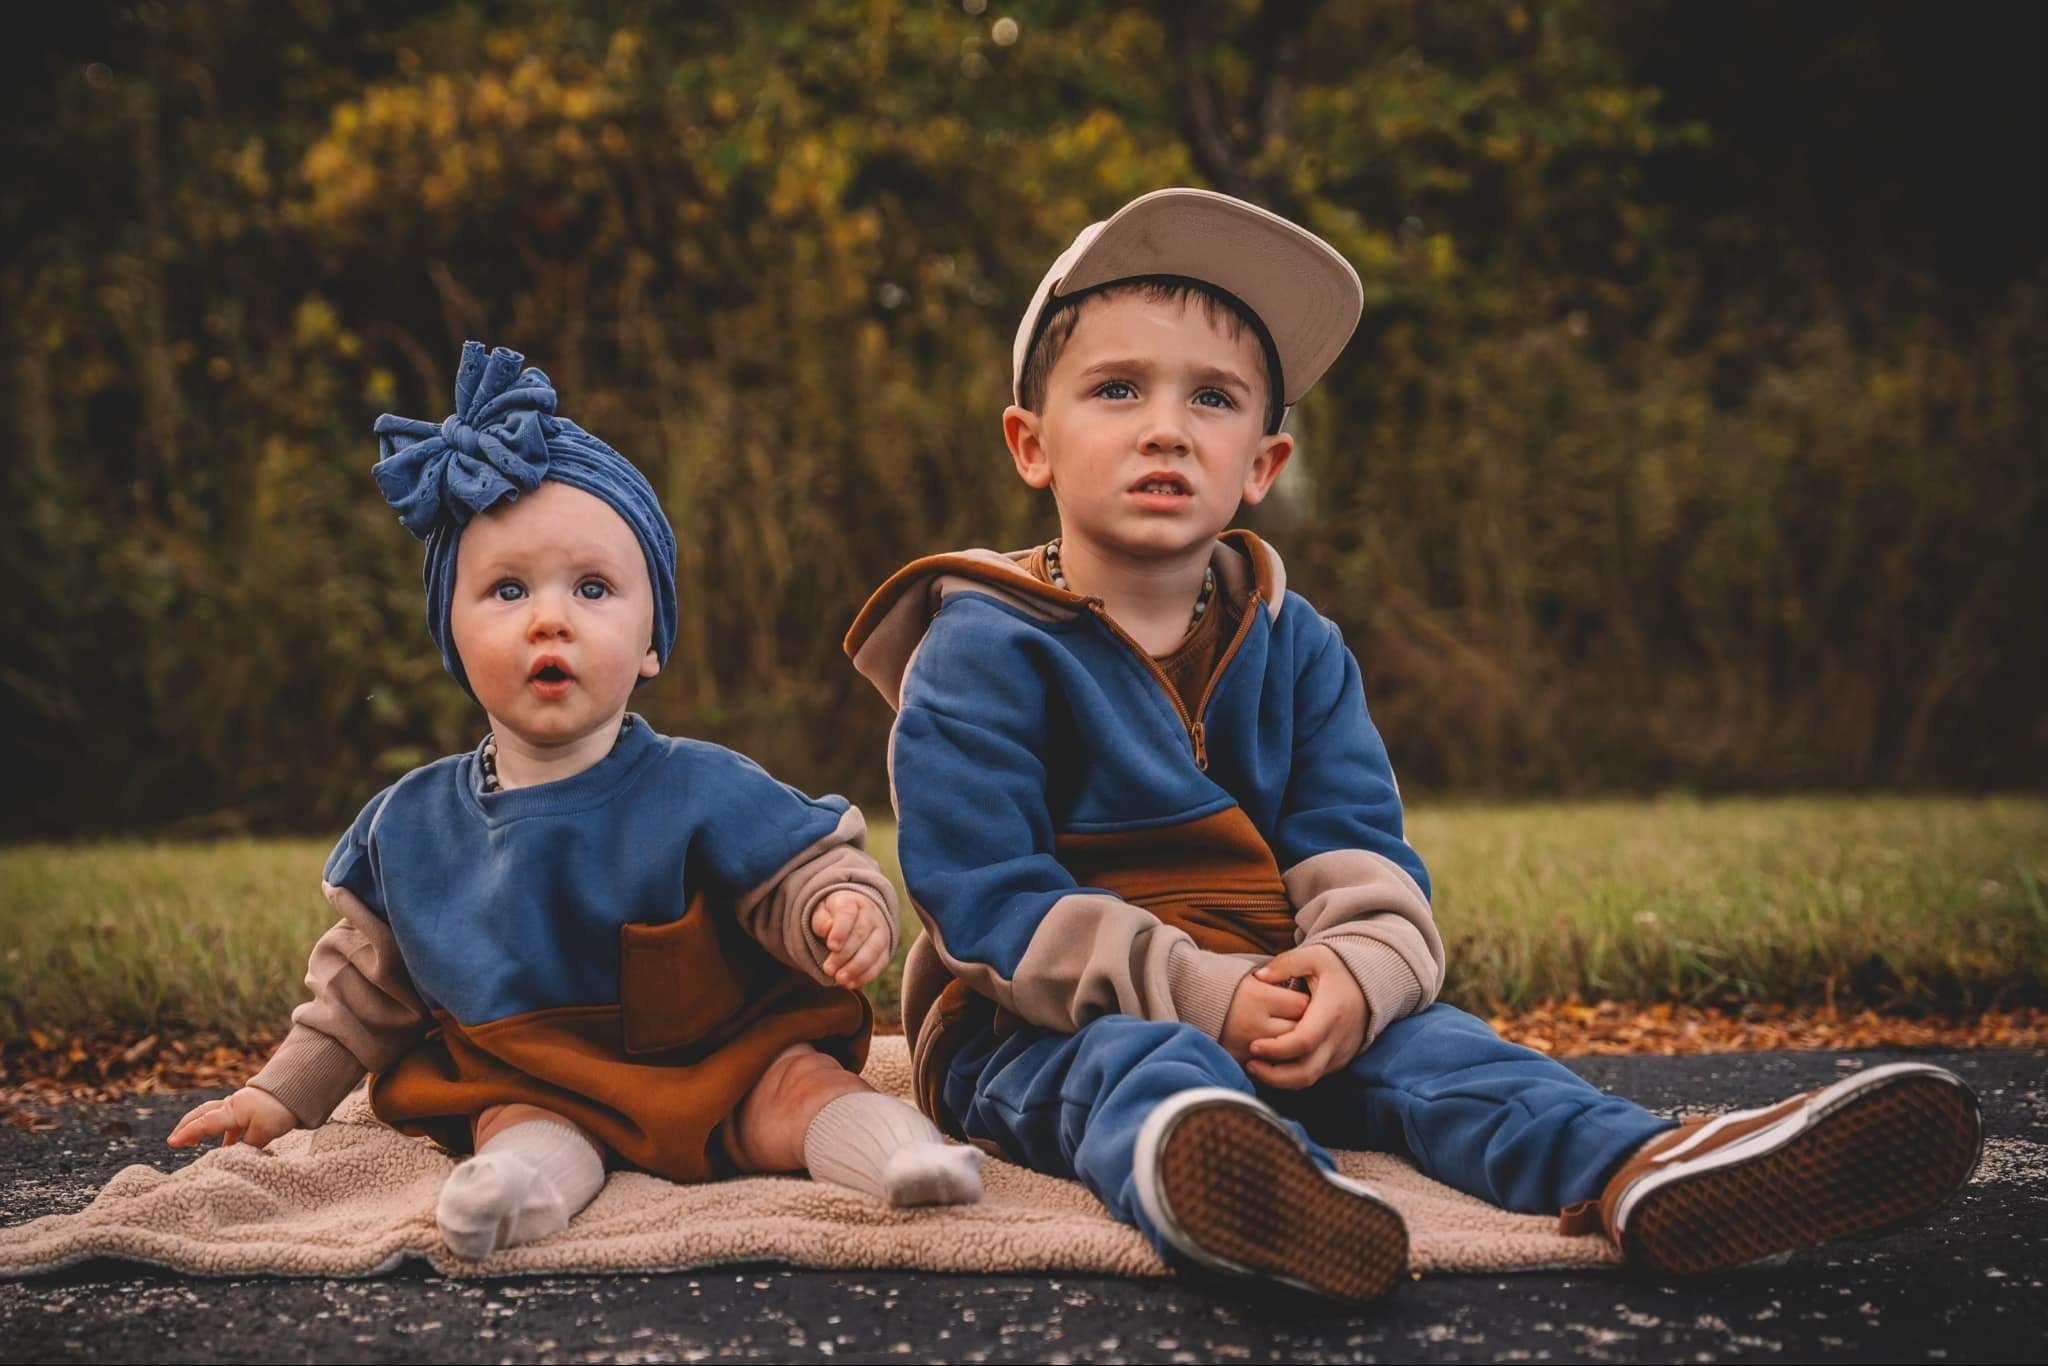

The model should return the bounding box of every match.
[1004,292,1293,567]
[449,480,660,751]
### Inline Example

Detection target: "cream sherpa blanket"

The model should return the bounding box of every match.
[0,1037,1620,1279]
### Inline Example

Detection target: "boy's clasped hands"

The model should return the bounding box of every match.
[1223,944,1368,1089]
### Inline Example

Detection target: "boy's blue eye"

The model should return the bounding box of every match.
[577,581,609,600]
[1195,389,1236,410]
[1096,380,1136,401]
[493,582,525,602]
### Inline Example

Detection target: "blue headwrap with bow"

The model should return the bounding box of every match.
[371,341,678,701]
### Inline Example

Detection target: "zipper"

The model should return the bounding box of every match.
[1194,591,1262,740]
[1084,590,1261,773]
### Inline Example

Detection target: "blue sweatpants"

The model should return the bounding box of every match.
[940,1004,1674,1255]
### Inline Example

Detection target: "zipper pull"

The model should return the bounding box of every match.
[1190,720,1208,771]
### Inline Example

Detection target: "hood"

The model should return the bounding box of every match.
[843,530,1289,711]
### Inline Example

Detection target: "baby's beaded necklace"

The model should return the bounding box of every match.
[1043,538,1217,635]
[479,716,634,793]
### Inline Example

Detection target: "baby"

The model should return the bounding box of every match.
[169,342,981,1256]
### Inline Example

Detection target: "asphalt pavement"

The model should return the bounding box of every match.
[2,1047,2043,1364]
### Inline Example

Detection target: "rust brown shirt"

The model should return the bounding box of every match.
[1026,543,1242,719]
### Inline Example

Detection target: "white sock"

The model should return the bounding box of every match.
[435,1120,606,1259]
[802,1091,983,1207]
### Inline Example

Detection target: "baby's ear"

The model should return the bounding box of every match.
[640,645,661,680]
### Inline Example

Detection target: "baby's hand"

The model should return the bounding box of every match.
[166,1086,297,1150]
[1244,945,1369,1090]
[1218,973,1310,1063]
[812,889,893,989]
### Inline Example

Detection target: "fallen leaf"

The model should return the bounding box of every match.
[1,1008,2043,1105]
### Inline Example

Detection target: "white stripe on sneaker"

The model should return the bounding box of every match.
[1650,1102,1784,1164]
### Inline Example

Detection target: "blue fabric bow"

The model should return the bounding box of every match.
[370,341,679,702]
[372,343,557,538]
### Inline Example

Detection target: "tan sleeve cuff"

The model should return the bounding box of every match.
[247,1025,368,1129]
[1319,935,1426,1047]
[736,807,904,983]
[1167,944,1259,1039]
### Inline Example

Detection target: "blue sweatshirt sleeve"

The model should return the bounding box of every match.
[682,743,899,980]
[683,744,854,896]
[1270,604,1444,1039]
[1271,610,1430,894]
[322,785,395,916]
[890,593,1256,1037]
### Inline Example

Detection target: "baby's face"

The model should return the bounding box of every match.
[1020,292,1290,566]
[449,481,660,751]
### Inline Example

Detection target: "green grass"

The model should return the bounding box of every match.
[2,796,2043,1041]
[1413,796,2048,1013]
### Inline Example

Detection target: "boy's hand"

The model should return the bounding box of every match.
[1244,945,1368,1090]
[1218,973,1310,1063]
[166,1086,297,1150]
[813,889,893,989]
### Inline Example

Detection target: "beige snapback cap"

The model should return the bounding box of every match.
[1011,187,1365,414]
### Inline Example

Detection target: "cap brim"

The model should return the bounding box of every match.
[1048,189,1362,406]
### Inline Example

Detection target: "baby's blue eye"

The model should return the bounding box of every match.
[577,581,609,600]
[493,582,526,602]
[1096,380,1136,401]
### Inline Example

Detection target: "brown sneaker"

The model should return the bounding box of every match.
[1133,1087,1409,1305]
[1561,1061,1983,1275]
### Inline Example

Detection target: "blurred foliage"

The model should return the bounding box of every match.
[2,0,2043,836]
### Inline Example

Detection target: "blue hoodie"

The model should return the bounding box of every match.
[846,531,1444,1124]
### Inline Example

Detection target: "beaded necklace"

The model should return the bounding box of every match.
[1043,538,1217,635]
[479,715,634,793]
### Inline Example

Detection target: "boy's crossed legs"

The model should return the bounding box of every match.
[437,1042,983,1259]
[943,1006,1980,1302]
[943,1012,1418,1301]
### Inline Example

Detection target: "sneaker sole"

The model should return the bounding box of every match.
[1617,1062,1982,1276]
[1134,1088,1409,1305]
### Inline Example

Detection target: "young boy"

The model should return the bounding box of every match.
[845,189,1981,1303]
[169,342,980,1258]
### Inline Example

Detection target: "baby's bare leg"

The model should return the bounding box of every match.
[436,1102,606,1259]
[474,1101,594,1150]
[721,1043,869,1172]
[724,1043,981,1205]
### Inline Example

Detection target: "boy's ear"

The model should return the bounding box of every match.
[1239,431,1295,506]
[1003,405,1055,490]
[640,645,661,680]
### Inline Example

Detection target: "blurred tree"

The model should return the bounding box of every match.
[1,0,2042,836]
